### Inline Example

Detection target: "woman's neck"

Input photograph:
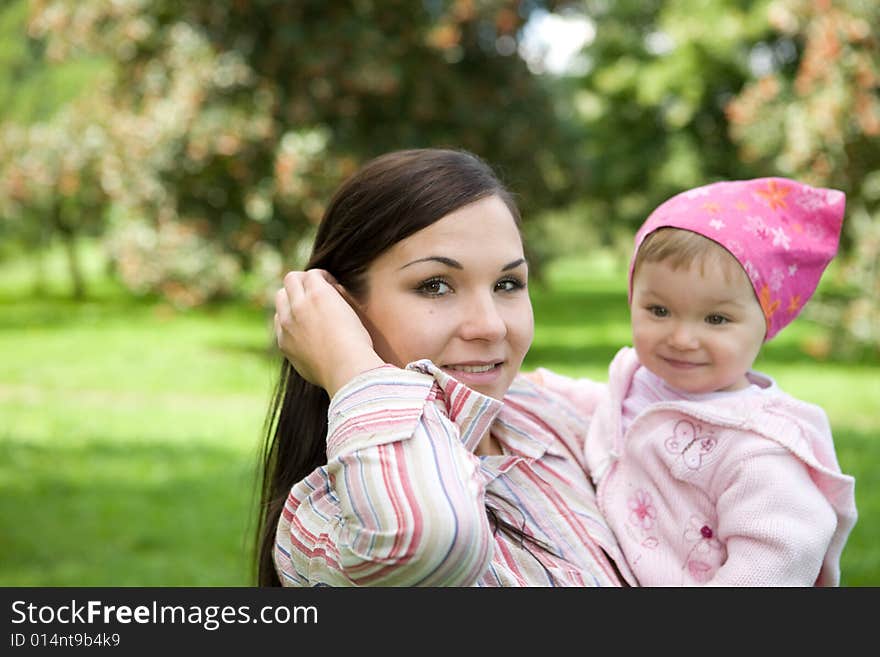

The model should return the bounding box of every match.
[475,433,503,456]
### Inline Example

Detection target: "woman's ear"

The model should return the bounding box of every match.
[339,285,400,367]
[333,282,365,311]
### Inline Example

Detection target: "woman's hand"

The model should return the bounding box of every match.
[274,269,384,397]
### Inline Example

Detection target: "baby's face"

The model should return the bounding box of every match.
[630,255,767,394]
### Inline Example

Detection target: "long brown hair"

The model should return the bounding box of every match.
[255,148,546,586]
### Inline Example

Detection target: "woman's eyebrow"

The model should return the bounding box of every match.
[400,256,527,271]
[400,256,461,270]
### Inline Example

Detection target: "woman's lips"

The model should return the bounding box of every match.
[441,362,504,385]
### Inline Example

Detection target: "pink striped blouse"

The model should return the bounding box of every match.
[273,359,633,586]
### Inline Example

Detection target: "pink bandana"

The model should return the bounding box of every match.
[628,178,846,341]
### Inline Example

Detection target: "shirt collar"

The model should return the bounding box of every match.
[405,359,503,453]
[404,360,560,464]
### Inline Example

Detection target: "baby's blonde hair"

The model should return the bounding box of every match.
[632,227,744,284]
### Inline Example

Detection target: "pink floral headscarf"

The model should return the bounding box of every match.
[629,178,846,341]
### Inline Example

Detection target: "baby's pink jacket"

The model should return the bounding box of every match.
[534,347,857,586]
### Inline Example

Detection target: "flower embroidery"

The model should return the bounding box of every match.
[684,517,723,554]
[788,264,798,276]
[805,222,828,243]
[754,179,791,210]
[769,267,785,292]
[743,214,770,239]
[771,226,791,250]
[725,239,744,258]
[758,284,780,320]
[687,561,712,581]
[795,188,834,212]
[787,295,801,313]
[628,489,657,531]
[701,201,722,214]
[742,260,761,285]
[683,516,723,583]
[709,219,725,231]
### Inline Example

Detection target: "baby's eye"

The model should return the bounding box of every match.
[706,314,729,325]
[416,277,452,297]
[648,305,669,318]
[496,277,525,293]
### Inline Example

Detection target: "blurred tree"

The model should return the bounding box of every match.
[556,0,878,355]
[726,0,880,356]
[0,0,108,125]
[566,0,774,250]
[0,0,111,295]
[0,106,110,299]
[18,0,578,305]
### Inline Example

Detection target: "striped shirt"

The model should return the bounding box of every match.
[274,359,631,586]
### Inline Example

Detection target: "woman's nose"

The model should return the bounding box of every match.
[459,293,507,342]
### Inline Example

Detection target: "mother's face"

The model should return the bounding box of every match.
[356,195,534,401]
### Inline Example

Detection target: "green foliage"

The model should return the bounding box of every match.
[570,0,774,242]
[0,1,115,300]
[546,0,880,354]
[10,0,578,307]
[106,215,242,308]
[726,0,880,355]
[2,0,878,352]
[0,0,108,124]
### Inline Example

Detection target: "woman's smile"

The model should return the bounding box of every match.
[441,361,505,385]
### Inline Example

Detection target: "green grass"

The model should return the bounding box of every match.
[0,244,277,585]
[1,245,877,585]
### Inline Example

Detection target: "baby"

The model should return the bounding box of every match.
[584,178,857,585]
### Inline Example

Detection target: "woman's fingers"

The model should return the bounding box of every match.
[282,270,306,305]
[272,268,382,395]
[304,268,358,309]
[273,311,282,345]
[310,268,339,286]
[274,285,295,351]
[275,286,290,317]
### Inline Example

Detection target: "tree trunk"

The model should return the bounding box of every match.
[63,232,85,300]
[31,215,51,295]
[51,202,86,300]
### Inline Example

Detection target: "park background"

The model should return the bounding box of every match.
[1,0,877,586]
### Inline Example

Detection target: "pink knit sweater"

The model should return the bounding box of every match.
[533,347,857,586]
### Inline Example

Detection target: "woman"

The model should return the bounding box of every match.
[255,148,633,586]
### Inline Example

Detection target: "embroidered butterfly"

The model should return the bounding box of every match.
[664,420,717,470]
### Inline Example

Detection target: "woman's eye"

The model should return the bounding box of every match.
[648,305,668,317]
[496,277,525,292]
[416,278,452,297]
[706,314,729,325]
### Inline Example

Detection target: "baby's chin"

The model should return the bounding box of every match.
[645,364,750,396]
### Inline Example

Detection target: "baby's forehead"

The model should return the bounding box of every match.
[636,252,755,299]
[639,230,744,276]
[667,243,743,277]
